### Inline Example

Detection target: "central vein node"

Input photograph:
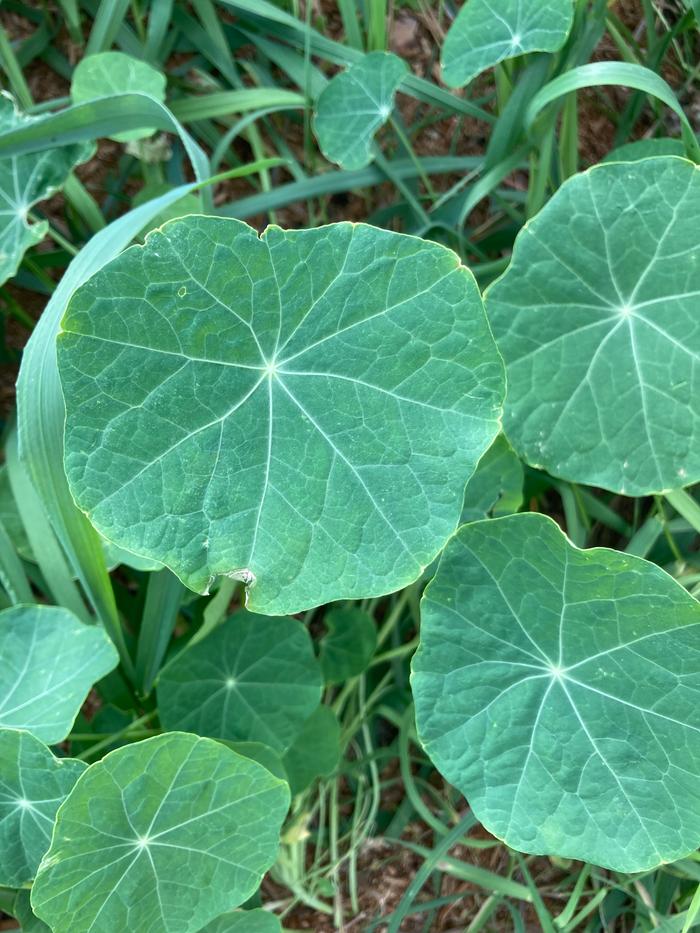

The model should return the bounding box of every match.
[264,359,278,378]
[548,664,565,681]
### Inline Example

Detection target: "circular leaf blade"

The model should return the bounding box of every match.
[441,0,574,88]
[70,52,166,142]
[0,729,86,887]
[0,94,90,288]
[31,732,290,933]
[486,157,700,495]
[58,215,504,613]
[0,605,119,745]
[157,611,322,751]
[319,607,377,684]
[412,512,700,871]
[313,52,407,170]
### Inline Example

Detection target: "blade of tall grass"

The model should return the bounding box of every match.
[0,517,33,605]
[16,185,206,677]
[170,87,305,122]
[84,0,131,54]
[6,426,89,622]
[220,0,496,122]
[218,155,481,218]
[134,569,185,697]
[526,62,700,161]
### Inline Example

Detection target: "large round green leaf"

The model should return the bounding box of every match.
[441,0,574,88]
[313,52,407,170]
[157,611,322,751]
[31,732,290,933]
[70,52,166,142]
[0,605,119,745]
[200,908,282,932]
[0,94,90,288]
[58,215,504,613]
[412,512,700,872]
[0,729,86,887]
[486,157,700,496]
[282,706,341,796]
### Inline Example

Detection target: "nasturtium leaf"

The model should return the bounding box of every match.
[229,741,287,781]
[201,908,283,933]
[158,611,322,751]
[31,733,290,933]
[486,157,700,496]
[441,0,574,88]
[59,215,504,613]
[603,138,686,163]
[412,512,700,872]
[0,94,90,288]
[282,706,341,795]
[0,605,119,744]
[0,729,86,887]
[319,607,377,684]
[461,434,524,523]
[70,52,167,142]
[313,52,407,170]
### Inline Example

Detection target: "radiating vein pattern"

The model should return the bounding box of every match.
[0,94,90,288]
[486,157,700,495]
[157,611,322,750]
[441,0,574,88]
[313,52,407,170]
[412,513,700,871]
[0,730,86,887]
[59,215,503,613]
[0,605,118,745]
[31,733,290,933]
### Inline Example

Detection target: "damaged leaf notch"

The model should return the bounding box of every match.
[58,215,505,615]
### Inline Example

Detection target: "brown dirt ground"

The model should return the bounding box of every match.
[0,2,694,930]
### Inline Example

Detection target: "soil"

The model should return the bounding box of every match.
[0,2,694,930]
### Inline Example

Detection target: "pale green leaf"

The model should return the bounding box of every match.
[486,157,700,496]
[200,908,282,932]
[0,729,86,887]
[412,512,700,871]
[461,434,524,523]
[319,607,377,683]
[228,742,287,782]
[313,51,407,170]
[58,215,504,613]
[71,52,166,142]
[0,605,119,744]
[31,733,290,933]
[441,0,574,88]
[282,706,341,795]
[0,94,90,287]
[157,611,322,751]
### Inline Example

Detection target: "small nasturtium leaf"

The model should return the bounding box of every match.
[441,0,574,88]
[0,605,119,744]
[282,706,341,795]
[70,51,167,142]
[486,157,700,496]
[201,908,283,932]
[313,52,407,170]
[0,729,86,887]
[31,733,290,933]
[412,512,700,872]
[59,215,504,614]
[319,607,377,683]
[461,434,524,523]
[0,94,91,288]
[157,611,322,751]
